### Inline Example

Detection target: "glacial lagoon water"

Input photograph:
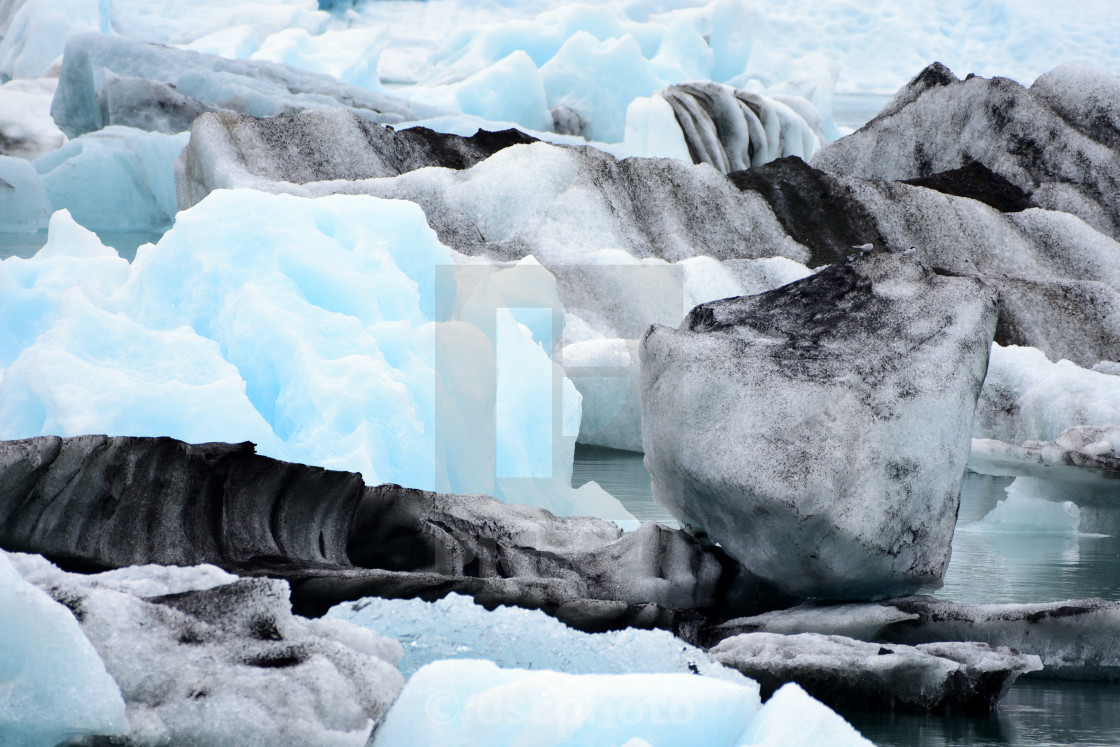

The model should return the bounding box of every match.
[572,445,1120,747]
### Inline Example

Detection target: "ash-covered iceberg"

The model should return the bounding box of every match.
[710,632,1041,712]
[0,435,774,632]
[648,81,825,171]
[813,62,1120,242]
[715,595,1120,682]
[177,107,536,208]
[641,252,998,599]
[7,551,404,747]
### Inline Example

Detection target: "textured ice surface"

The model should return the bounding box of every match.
[0,76,65,160]
[968,425,1120,534]
[327,591,743,680]
[0,550,126,747]
[975,344,1120,445]
[814,63,1120,242]
[0,439,766,631]
[0,190,631,521]
[7,551,404,746]
[717,596,1120,681]
[711,632,1041,711]
[715,603,921,642]
[655,82,825,172]
[181,109,1120,367]
[0,0,326,80]
[372,659,870,747]
[50,33,440,138]
[176,107,538,209]
[0,154,50,233]
[33,126,188,232]
[372,659,762,747]
[641,253,997,598]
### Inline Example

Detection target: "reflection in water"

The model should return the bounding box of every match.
[939,474,1120,604]
[573,449,1120,746]
[846,680,1120,747]
[572,444,678,527]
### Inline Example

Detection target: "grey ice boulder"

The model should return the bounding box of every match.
[50,33,442,139]
[641,252,999,599]
[715,595,1120,681]
[710,632,1040,712]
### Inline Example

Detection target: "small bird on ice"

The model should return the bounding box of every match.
[902,246,917,256]
[852,243,874,253]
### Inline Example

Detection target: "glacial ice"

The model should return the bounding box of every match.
[7,550,405,747]
[0,550,127,746]
[370,659,871,747]
[641,253,998,598]
[976,344,1120,445]
[0,437,771,631]
[33,126,188,233]
[327,591,744,680]
[813,63,1120,241]
[0,154,50,233]
[175,107,538,208]
[180,108,1120,369]
[656,82,825,172]
[0,0,327,81]
[968,425,1120,534]
[50,33,440,138]
[710,632,1042,712]
[718,596,1120,681]
[0,76,65,161]
[0,190,631,522]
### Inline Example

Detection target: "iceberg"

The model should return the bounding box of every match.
[0,436,780,631]
[641,253,998,598]
[0,154,50,233]
[0,189,619,520]
[0,76,66,161]
[716,596,1120,681]
[7,550,404,747]
[813,63,1120,242]
[975,344,1120,445]
[370,659,872,747]
[50,33,441,138]
[969,425,1120,533]
[654,82,825,172]
[0,550,127,746]
[33,126,188,233]
[710,632,1041,712]
[327,591,744,681]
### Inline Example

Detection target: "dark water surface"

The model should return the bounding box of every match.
[573,447,1120,747]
